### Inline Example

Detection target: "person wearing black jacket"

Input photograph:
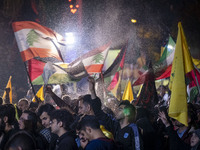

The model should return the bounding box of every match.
[18,110,48,150]
[0,104,19,150]
[88,77,143,150]
[50,109,78,150]
[37,103,58,150]
[76,115,116,150]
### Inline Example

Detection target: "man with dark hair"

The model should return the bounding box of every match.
[37,103,58,150]
[77,115,116,150]
[158,103,198,150]
[78,95,95,115]
[4,131,36,150]
[0,104,18,150]
[18,110,48,149]
[88,78,143,150]
[18,98,29,112]
[37,103,55,129]
[50,109,78,150]
[18,110,38,131]
[116,101,136,123]
[114,100,142,150]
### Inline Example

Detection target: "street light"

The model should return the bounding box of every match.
[65,32,75,45]
[131,19,137,23]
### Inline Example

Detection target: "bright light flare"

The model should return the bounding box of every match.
[131,19,137,23]
[167,45,174,50]
[65,32,75,45]
[70,5,73,8]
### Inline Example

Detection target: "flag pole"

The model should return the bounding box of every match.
[23,62,39,103]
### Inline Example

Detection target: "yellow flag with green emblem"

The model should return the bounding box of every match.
[168,22,194,126]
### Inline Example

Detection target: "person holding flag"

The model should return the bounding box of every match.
[158,22,199,150]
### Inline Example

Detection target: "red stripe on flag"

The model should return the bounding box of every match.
[156,65,172,80]
[12,21,56,37]
[85,64,104,73]
[21,48,62,62]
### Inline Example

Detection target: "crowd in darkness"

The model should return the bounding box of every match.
[0,77,199,150]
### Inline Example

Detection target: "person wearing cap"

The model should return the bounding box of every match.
[191,129,200,150]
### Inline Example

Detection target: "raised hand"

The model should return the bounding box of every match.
[88,76,95,91]
[88,76,97,99]
[158,111,170,127]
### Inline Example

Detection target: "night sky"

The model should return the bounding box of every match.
[0,0,199,102]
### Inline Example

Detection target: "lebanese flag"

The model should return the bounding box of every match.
[69,43,111,74]
[12,21,64,62]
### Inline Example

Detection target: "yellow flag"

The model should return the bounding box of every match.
[100,125,114,140]
[32,85,44,102]
[168,22,194,126]
[2,76,12,104]
[192,58,200,69]
[122,80,134,102]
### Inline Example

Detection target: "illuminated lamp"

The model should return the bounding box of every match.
[65,32,75,45]
[131,19,137,23]
[71,9,77,14]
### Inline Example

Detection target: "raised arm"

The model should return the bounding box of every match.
[46,85,75,115]
[88,76,96,99]
[4,88,10,104]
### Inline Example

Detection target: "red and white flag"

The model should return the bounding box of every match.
[69,43,111,74]
[12,21,64,62]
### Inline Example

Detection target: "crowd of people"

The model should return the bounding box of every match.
[0,77,200,150]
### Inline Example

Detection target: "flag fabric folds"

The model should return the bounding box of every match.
[69,43,111,74]
[32,85,44,102]
[27,42,110,85]
[122,80,134,102]
[32,62,70,85]
[168,22,194,127]
[156,65,172,80]
[155,58,200,81]
[31,61,88,85]
[2,76,12,104]
[28,58,66,85]
[135,63,159,109]
[12,21,64,62]
[28,59,46,83]
[133,36,175,86]
[103,44,127,100]
[109,71,122,100]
